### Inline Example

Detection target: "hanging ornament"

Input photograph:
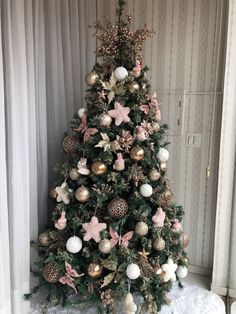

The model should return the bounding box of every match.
[182,256,190,267]
[91,161,107,175]
[148,169,161,181]
[152,122,160,132]
[108,101,130,126]
[152,207,166,228]
[66,236,82,253]
[43,262,60,283]
[85,71,99,86]
[129,81,140,93]
[82,216,107,243]
[138,248,150,260]
[59,261,84,293]
[75,186,90,202]
[98,239,113,254]
[38,231,51,246]
[132,60,142,78]
[130,146,145,161]
[161,190,173,205]
[95,133,112,152]
[135,222,148,236]
[153,238,165,251]
[117,130,134,152]
[49,188,57,199]
[77,158,90,175]
[108,198,128,218]
[124,292,137,314]
[87,262,103,278]
[113,66,128,81]
[176,265,188,278]
[69,168,80,181]
[78,107,86,118]
[136,125,148,141]
[109,227,133,248]
[126,263,140,280]
[172,219,183,232]
[55,182,72,205]
[55,211,67,230]
[75,113,98,142]
[157,147,169,162]
[160,162,167,172]
[162,258,178,283]
[63,135,78,153]
[181,233,190,248]
[140,183,153,197]
[98,113,112,127]
[113,153,125,171]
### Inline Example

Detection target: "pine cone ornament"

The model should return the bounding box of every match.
[101,289,115,307]
[108,198,128,218]
[43,262,60,283]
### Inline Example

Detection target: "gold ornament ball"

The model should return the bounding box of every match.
[43,262,60,283]
[160,162,167,172]
[98,239,113,254]
[85,71,99,86]
[130,146,145,161]
[182,256,190,267]
[153,238,166,251]
[63,135,78,153]
[75,186,90,202]
[148,169,161,181]
[87,262,103,278]
[135,222,149,236]
[69,168,80,180]
[91,161,107,176]
[49,188,57,199]
[108,197,128,218]
[99,113,112,127]
[129,81,140,93]
[38,232,51,246]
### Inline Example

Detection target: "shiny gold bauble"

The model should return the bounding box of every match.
[38,232,51,246]
[63,135,78,153]
[69,168,80,180]
[91,161,107,176]
[75,186,90,202]
[130,146,145,161]
[98,239,113,254]
[129,81,140,93]
[182,256,190,267]
[160,162,167,172]
[148,169,161,181]
[108,197,128,218]
[87,262,103,278]
[85,71,99,86]
[135,222,149,236]
[153,238,165,251]
[98,113,112,127]
[43,262,60,283]
[49,188,57,199]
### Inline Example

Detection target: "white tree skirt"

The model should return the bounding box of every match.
[30,282,225,314]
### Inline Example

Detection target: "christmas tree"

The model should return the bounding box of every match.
[29,1,189,312]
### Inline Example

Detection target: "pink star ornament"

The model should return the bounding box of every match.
[152,207,166,228]
[108,101,130,126]
[82,216,107,243]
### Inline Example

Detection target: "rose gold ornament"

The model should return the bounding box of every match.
[135,222,148,236]
[49,188,57,199]
[75,186,90,202]
[160,162,167,172]
[130,146,145,161]
[148,169,161,181]
[87,262,103,278]
[63,135,78,153]
[85,71,99,86]
[91,161,107,176]
[182,256,190,267]
[43,262,60,283]
[69,168,80,181]
[129,81,140,93]
[38,231,51,246]
[98,239,113,254]
[108,197,128,218]
[98,113,112,127]
[153,238,165,251]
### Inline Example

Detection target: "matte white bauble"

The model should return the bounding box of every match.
[157,148,169,162]
[78,108,86,118]
[176,265,188,278]
[126,263,141,280]
[113,66,128,82]
[140,184,153,197]
[66,236,82,254]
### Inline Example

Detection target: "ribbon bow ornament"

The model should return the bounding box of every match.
[75,113,98,142]
[59,261,84,293]
[109,227,133,248]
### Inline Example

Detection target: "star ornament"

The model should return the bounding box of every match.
[82,216,107,243]
[162,258,178,282]
[138,248,150,260]
[108,101,130,126]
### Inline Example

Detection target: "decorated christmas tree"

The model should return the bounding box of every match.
[29,1,190,312]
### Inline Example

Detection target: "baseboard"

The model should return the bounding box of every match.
[211,283,228,296]
[188,265,212,276]
[229,289,236,299]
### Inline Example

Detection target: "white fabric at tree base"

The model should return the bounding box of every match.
[30,282,225,314]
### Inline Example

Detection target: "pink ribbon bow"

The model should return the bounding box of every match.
[109,227,133,248]
[59,261,84,293]
[74,113,98,142]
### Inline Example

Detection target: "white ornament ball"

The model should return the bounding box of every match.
[176,265,188,278]
[140,184,153,197]
[78,108,86,118]
[66,236,82,254]
[157,148,169,162]
[126,263,140,280]
[113,66,128,82]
